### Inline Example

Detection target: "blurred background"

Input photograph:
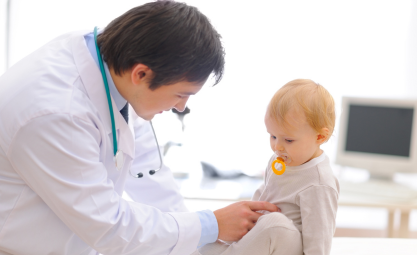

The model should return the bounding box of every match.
[2,0,417,239]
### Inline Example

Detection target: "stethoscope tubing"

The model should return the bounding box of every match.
[94,27,118,156]
[129,121,164,178]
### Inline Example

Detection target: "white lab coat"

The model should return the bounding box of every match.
[0,31,201,255]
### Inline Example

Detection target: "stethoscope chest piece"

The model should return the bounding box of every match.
[114,150,124,171]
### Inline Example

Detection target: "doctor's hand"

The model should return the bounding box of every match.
[213,201,280,241]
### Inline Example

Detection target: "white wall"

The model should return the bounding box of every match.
[406,1,417,97]
[7,0,144,64]
[0,0,7,74]
[4,0,415,175]
[181,0,414,175]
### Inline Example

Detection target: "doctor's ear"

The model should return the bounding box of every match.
[316,128,330,145]
[130,64,154,85]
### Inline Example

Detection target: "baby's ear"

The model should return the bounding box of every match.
[317,128,330,144]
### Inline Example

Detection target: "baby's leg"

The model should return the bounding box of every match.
[194,212,303,255]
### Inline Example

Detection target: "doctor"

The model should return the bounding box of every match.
[0,1,278,254]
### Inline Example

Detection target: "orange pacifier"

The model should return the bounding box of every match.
[272,157,286,175]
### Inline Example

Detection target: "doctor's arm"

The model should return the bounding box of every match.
[8,113,199,255]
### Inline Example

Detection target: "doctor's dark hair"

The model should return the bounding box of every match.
[97,0,225,90]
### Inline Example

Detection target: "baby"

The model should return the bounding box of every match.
[196,79,340,255]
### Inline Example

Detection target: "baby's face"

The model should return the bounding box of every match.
[265,109,322,166]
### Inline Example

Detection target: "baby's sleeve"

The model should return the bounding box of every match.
[297,185,338,255]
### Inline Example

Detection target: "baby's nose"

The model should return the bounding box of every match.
[274,144,284,151]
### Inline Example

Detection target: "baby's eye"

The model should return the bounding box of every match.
[271,135,276,139]
[285,139,294,143]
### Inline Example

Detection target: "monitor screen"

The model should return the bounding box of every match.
[345,104,414,157]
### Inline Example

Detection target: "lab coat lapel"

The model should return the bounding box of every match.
[112,98,135,160]
[71,31,112,135]
[71,31,134,159]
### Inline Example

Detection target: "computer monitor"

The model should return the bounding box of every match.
[336,97,417,180]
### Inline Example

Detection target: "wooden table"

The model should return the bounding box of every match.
[338,180,417,238]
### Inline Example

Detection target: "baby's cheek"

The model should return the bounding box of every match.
[288,153,305,166]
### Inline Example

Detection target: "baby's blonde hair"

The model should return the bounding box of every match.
[267,79,335,140]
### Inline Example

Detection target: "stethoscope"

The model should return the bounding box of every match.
[94,27,163,178]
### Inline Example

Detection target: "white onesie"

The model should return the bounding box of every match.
[194,152,339,255]
[253,152,340,255]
